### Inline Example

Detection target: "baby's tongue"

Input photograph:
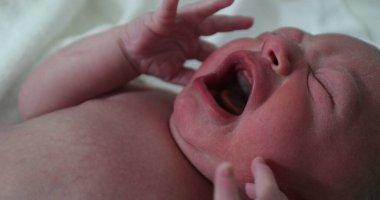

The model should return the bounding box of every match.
[219,85,246,115]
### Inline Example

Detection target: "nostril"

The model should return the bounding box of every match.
[269,50,279,66]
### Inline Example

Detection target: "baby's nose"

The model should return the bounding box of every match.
[260,32,302,76]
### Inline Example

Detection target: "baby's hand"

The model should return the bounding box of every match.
[120,0,253,85]
[214,158,288,200]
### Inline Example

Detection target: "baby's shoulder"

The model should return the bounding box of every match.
[79,87,176,123]
[99,86,175,112]
[12,87,176,140]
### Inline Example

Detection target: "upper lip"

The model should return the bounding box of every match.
[195,50,273,118]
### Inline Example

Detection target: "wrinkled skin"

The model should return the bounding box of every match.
[171,27,380,199]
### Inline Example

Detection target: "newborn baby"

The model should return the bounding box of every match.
[2,0,379,199]
[172,25,380,199]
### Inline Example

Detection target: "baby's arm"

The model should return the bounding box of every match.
[214,158,288,200]
[19,27,137,119]
[19,0,253,120]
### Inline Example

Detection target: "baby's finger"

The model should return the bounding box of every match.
[252,157,287,199]
[214,163,240,200]
[199,15,254,36]
[154,0,179,29]
[180,0,234,24]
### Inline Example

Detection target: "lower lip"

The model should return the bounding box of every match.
[193,75,238,121]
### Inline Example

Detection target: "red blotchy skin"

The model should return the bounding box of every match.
[171,27,380,199]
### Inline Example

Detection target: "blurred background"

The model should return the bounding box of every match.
[1,0,379,123]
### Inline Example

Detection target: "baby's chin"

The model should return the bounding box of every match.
[168,113,187,154]
[168,111,217,178]
[168,113,177,136]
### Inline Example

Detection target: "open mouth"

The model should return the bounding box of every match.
[203,63,252,116]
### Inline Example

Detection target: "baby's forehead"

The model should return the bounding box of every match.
[311,33,380,66]
[311,33,374,51]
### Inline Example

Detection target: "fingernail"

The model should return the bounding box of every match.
[252,157,265,171]
[254,157,265,164]
[220,162,233,177]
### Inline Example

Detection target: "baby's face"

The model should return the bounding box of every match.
[170,27,380,198]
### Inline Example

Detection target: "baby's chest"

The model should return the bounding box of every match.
[6,91,211,199]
